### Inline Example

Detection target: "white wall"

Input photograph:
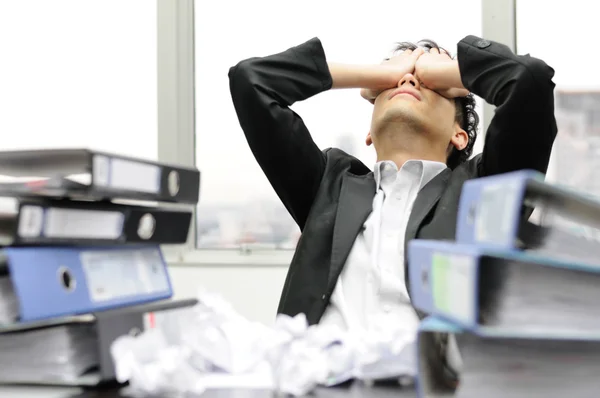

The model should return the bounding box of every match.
[168,264,289,326]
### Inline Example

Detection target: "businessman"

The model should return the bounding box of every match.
[229,35,557,387]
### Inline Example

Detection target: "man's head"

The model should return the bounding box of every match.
[366,40,479,169]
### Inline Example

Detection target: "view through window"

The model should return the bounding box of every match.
[517,0,599,194]
[194,0,483,249]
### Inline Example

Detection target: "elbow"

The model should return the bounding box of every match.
[497,58,555,109]
[519,56,556,97]
[228,58,259,101]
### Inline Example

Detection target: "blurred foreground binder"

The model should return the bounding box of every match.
[0,196,192,245]
[416,317,459,398]
[408,239,600,334]
[417,316,600,398]
[0,298,197,386]
[0,148,200,204]
[0,245,172,323]
[456,169,600,265]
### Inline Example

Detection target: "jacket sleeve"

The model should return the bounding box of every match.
[228,37,332,230]
[457,36,558,177]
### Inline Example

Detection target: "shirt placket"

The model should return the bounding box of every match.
[380,172,412,303]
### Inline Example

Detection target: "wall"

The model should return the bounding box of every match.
[168,264,289,326]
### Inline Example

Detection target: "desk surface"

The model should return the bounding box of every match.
[0,383,418,398]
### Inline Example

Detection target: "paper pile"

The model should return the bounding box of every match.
[111,291,418,397]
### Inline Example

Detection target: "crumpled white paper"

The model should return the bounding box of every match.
[353,315,418,382]
[111,291,420,397]
[179,291,286,374]
[111,329,205,398]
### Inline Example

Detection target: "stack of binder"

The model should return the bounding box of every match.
[408,170,600,397]
[0,149,200,386]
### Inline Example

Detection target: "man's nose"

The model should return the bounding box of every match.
[398,73,420,89]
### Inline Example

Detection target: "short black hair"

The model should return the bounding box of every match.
[393,40,480,169]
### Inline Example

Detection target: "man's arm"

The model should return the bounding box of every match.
[457,36,558,176]
[229,38,329,230]
[229,38,400,229]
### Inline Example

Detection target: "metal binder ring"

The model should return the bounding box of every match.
[138,213,156,240]
[57,266,76,292]
[168,170,180,196]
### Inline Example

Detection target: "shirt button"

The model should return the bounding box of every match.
[383,305,392,313]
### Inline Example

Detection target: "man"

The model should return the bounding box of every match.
[229,36,557,386]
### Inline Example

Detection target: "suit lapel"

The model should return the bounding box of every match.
[404,168,451,300]
[328,172,375,291]
[404,168,452,252]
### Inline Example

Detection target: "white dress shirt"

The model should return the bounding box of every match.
[319,159,448,370]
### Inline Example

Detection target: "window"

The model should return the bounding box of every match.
[195,0,483,249]
[517,0,599,195]
[0,0,157,160]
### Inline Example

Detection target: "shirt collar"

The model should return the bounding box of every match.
[374,159,448,192]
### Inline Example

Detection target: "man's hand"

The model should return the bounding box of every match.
[415,48,469,98]
[359,47,425,104]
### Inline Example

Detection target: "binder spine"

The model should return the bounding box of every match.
[6,245,173,322]
[91,153,200,204]
[415,317,463,398]
[14,202,192,245]
[17,205,124,242]
[408,240,480,328]
[455,170,540,247]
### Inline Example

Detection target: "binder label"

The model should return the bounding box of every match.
[80,248,170,302]
[110,158,161,194]
[92,155,162,194]
[431,253,476,324]
[44,208,124,239]
[475,180,522,245]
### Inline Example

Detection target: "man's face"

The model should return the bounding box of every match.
[368,56,459,150]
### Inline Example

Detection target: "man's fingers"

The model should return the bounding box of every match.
[439,88,470,99]
[360,88,378,104]
[412,47,425,58]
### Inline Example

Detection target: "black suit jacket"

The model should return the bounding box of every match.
[229,35,557,326]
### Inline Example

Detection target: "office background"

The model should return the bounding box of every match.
[0,0,594,325]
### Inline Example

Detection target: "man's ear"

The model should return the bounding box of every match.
[366,132,373,146]
[450,124,468,151]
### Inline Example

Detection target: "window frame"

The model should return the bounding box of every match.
[157,0,516,267]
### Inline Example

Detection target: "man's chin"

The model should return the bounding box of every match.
[375,107,423,130]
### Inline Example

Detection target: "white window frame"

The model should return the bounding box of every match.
[157,0,516,267]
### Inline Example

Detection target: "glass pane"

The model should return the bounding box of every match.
[195,0,482,249]
[517,0,597,194]
[0,0,157,160]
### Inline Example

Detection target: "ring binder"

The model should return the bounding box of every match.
[0,149,201,204]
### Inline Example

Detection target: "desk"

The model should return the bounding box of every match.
[1,383,418,398]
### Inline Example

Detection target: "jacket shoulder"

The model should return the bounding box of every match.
[453,153,483,177]
[323,147,371,176]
